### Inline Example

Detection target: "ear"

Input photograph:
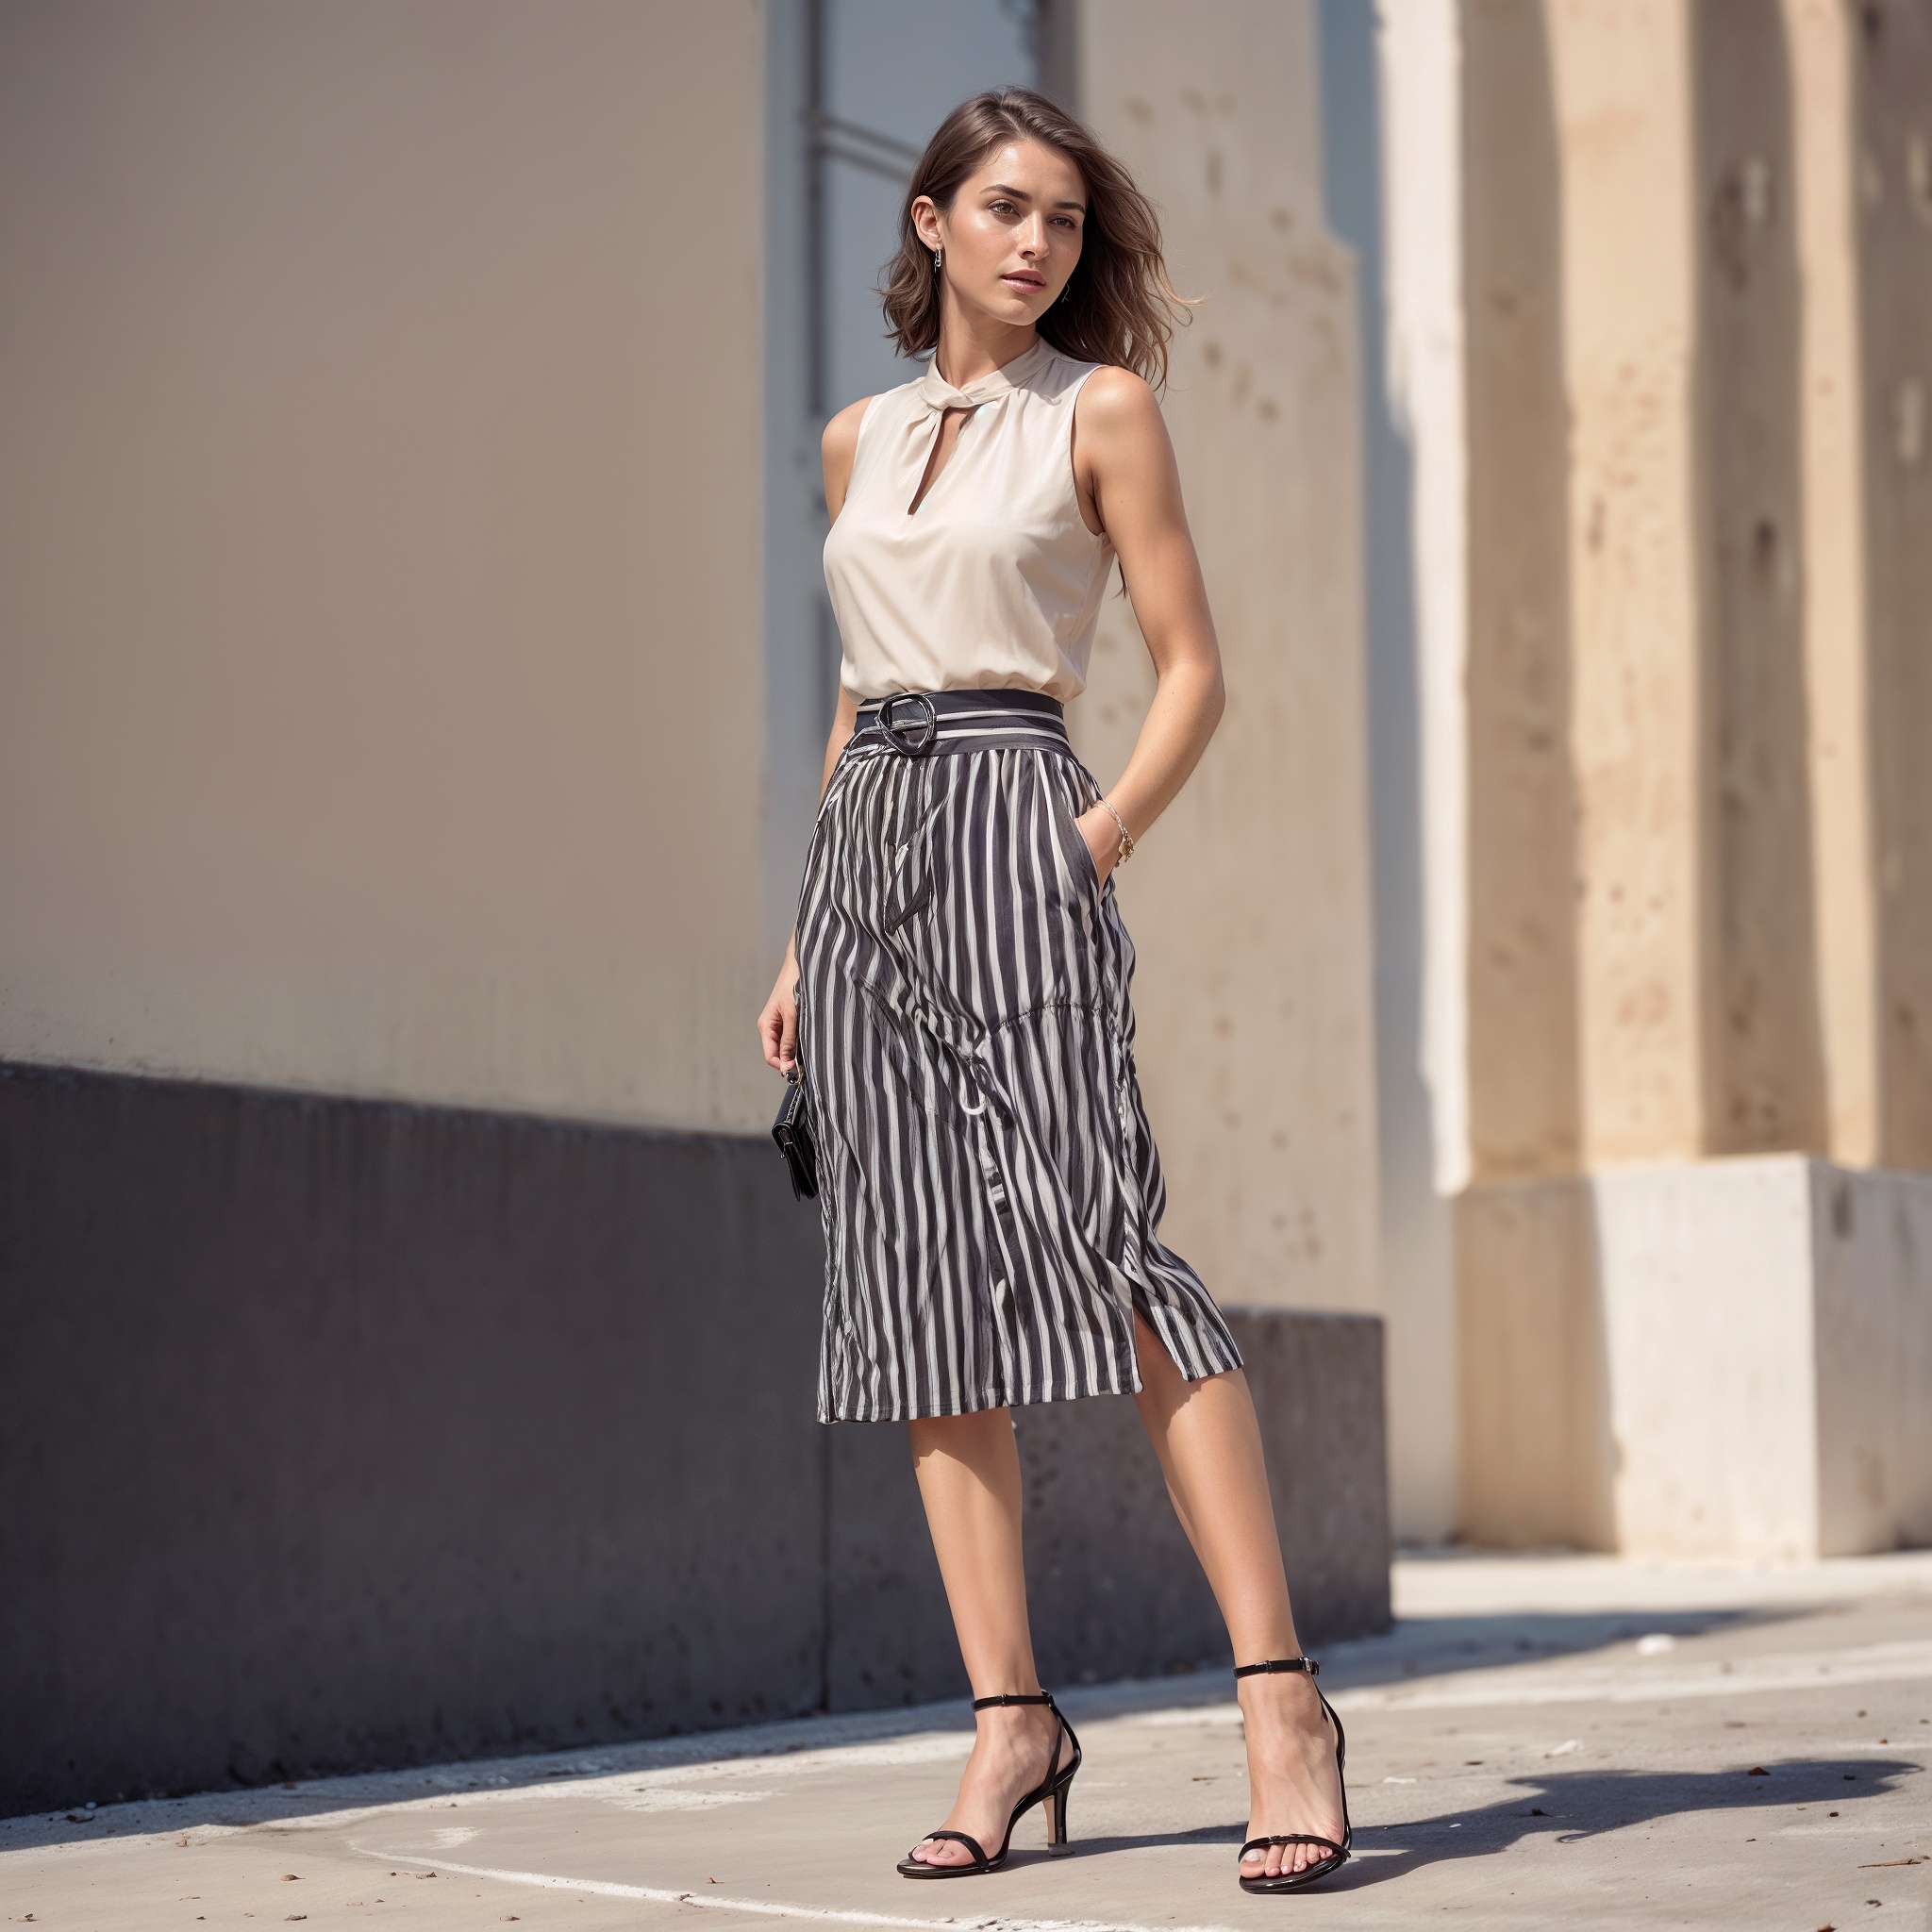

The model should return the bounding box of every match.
[909,195,943,252]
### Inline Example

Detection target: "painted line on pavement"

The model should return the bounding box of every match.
[351,1845,1244,1932]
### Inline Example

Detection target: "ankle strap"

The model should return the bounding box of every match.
[1234,1657,1319,1678]
[972,1690,1056,1710]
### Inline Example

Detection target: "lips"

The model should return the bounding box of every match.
[1002,274,1045,291]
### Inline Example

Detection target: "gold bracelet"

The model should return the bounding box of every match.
[1098,796,1135,863]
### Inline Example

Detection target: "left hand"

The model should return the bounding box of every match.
[1075,805,1121,888]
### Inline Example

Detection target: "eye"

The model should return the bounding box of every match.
[989,198,1018,215]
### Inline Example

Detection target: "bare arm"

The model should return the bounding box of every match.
[1068,367,1226,877]
[757,399,872,1073]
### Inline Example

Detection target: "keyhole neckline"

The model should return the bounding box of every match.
[907,407,979,517]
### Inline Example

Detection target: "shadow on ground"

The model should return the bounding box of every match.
[1034,1753,1929,1888]
[1053,1602,1807,1718]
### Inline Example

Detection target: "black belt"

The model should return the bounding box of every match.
[853,688,1065,757]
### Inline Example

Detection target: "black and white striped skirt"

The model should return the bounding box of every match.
[793,688,1243,1424]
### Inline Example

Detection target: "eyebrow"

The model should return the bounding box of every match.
[985,181,1087,210]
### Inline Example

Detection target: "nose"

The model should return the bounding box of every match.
[1019,212,1049,256]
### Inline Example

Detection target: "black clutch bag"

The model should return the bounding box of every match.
[772,1066,819,1201]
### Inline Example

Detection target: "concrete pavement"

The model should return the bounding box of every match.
[6,1551,1929,1931]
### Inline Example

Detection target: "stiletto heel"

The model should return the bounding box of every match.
[1041,1781,1072,1854]
[1233,1657,1352,1894]
[896,1690,1082,1878]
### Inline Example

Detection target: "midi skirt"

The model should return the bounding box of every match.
[794,689,1243,1424]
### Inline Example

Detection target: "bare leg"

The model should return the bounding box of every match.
[900,1407,1073,1869]
[1130,1312,1347,1881]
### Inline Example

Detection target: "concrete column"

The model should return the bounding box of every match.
[1853,2,1932,1170]
[1459,0,1824,1169]
[1071,1,1382,1316]
[1694,0,1827,1157]
[1459,0,1582,1184]
[1552,2,1709,1168]
[1775,0,1932,1175]
[1788,0,1882,1169]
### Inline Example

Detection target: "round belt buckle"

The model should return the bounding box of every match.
[878,691,940,756]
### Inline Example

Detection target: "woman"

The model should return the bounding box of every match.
[757,88,1351,1896]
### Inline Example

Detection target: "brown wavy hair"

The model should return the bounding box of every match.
[878,89,1194,390]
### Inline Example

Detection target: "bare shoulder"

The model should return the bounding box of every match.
[1076,363,1158,412]
[1071,365,1170,458]
[822,394,874,471]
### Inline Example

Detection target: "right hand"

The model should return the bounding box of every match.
[758,947,801,1074]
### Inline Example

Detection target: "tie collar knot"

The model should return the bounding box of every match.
[916,338,1054,413]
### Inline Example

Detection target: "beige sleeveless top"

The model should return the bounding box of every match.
[823,337,1116,703]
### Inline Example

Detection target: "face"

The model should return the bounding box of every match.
[913,138,1088,325]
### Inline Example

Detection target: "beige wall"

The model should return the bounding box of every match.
[0,0,775,1133]
[1072,2,1382,1315]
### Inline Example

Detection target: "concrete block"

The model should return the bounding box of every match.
[1017,1394,1225,1687]
[1229,1308,1394,1643]
[1457,1178,1615,1549]
[1459,1155,1932,1557]
[1813,1165,1932,1553]
[1593,1159,1822,1557]
[824,1309,1391,1708]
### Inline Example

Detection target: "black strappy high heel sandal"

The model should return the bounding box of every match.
[1233,1657,1353,1893]
[896,1690,1083,1878]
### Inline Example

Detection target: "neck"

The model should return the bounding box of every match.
[930,306,1041,388]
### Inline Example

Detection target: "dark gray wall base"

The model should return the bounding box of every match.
[0,1061,1388,1817]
